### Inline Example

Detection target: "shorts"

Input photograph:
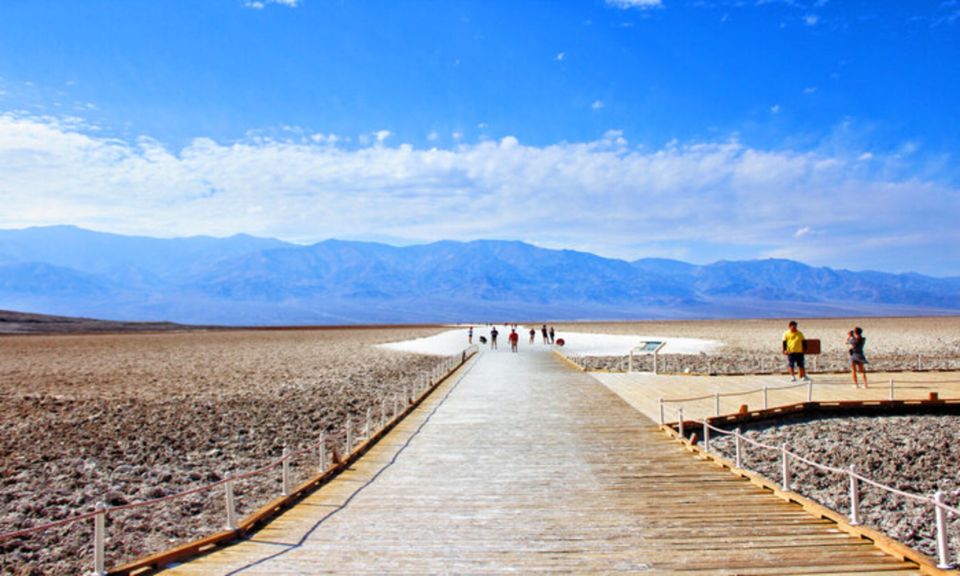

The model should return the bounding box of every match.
[787,353,805,369]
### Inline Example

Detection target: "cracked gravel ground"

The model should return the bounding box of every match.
[0,327,451,575]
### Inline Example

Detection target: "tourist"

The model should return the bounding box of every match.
[490,326,499,350]
[528,327,536,343]
[509,329,519,352]
[782,320,811,382]
[541,324,549,344]
[848,327,868,388]
[549,326,555,344]
[468,326,473,344]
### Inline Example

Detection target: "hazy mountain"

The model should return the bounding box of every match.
[0,226,957,324]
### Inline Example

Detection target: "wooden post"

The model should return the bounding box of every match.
[781,444,791,491]
[934,491,951,569]
[889,378,895,401]
[848,465,860,526]
[318,431,327,472]
[702,421,710,452]
[678,408,684,439]
[807,379,813,402]
[364,407,372,438]
[658,397,664,426]
[281,446,291,496]
[345,417,353,456]
[715,392,721,417]
[93,501,107,576]
[224,475,238,530]
[763,386,769,410]
[735,428,743,468]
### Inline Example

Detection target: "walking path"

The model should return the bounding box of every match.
[164,347,921,574]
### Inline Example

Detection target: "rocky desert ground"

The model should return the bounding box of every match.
[0,326,452,575]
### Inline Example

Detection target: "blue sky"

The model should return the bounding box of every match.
[1,0,959,275]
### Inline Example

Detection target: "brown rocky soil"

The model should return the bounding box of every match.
[0,327,452,575]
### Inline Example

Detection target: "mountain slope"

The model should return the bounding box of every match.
[0,226,957,324]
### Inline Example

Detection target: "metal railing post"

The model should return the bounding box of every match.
[318,431,327,472]
[281,446,291,496]
[393,394,400,419]
[93,501,107,576]
[703,421,710,452]
[677,408,684,439]
[763,386,769,410]
[934,491,951,569]
[807,379,813,402]
[224,475,238,530]
[658,398,664,426]
[781,444,791,491]
[734,428,743,468]
[379,398,387,427]
[889,378,895,401]
[918,354,923,371]
[364,407,372,439]
[345,416,354,456]
[848,465,860,525]
[715,392,721,417]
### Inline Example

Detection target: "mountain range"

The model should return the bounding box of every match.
[1,226,958,325]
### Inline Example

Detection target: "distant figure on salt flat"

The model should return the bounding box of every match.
[468,326,473,344]
[528,327,536,343]
[490,326,499,350]
[509,329,519,353]
[782,320,811,382]
[549,326,555,344]
[541,324,549,344]
[848,326,868,388]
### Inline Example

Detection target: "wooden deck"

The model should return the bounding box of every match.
[594,368,960,424]
[162,348,924,574]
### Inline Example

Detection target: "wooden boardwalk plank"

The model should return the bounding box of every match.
[161,349,923,575]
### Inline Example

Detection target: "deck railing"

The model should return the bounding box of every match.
[660,401,960,569]
[0,345,478,575]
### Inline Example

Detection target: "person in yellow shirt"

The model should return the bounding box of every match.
[782,320,811,382]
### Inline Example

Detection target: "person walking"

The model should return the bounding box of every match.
[782,320,811,382]
[490,326,499,350]
[528,327,536,344]
[467,326,473,344]
[541,324,549,344]
[509,329,519,352]
[549,326,555,344]
[848,326,868,388]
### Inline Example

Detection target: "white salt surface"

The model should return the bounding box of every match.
[379,326,719,357]
[377,328,474,356]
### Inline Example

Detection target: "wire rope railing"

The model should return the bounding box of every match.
[0,346,478,575]
[661,402,959,569]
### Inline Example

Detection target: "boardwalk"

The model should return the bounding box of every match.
[164,348,921,574]
[594,368,960,423]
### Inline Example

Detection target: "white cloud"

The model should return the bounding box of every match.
[605,0,663,9]
[556,52,566,61]
[592,100,604,110]
[803,14,819,26]
[375,130,392,144]
[244,0,298,9]
[770,104,781,113]
[0,112,957,273]
[427,131,439,142]
[802,87,817,94]
[857,152,873,161]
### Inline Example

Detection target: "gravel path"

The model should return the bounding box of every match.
[0,328,455,575]
[708,414,960,562]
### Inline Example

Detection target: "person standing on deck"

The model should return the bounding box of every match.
[848,327,868,388]
[782,320,811,382]
[468,326,473,344]
[490,326,499,350]
[541,324,549,344]
[549,326,555,344]
[528,327,536,343]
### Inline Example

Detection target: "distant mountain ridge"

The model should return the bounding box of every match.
[1,225,958,325]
